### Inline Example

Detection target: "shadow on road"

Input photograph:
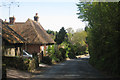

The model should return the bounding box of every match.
[6,55,118,80]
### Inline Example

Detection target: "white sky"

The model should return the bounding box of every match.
[0,0,87,31]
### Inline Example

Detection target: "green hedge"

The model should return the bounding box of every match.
[77,2,120,76]
[2,56,28,70]
[59,48,66,60]
[2,56,38,71]
[41,56,52,65]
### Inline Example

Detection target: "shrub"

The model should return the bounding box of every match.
[67,44,77,59]
[2,56,38,71]
[59,48,66,60]
[68,52,76,59]
[32,52,39,68]
[2,56,28,70]
[41,56,52,65]
[28,58,36,71]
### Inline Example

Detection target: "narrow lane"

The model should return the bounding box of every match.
[33,57,105,79]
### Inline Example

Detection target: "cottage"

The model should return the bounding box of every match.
[9,14,55,59]
[0,19,26,56]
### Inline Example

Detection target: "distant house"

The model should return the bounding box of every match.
[9,14,55,57]
[0,19,26,56]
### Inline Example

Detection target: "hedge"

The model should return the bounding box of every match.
[2,56,39,71]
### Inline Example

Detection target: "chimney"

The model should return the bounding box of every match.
[9,16,15,24]
[34,13,39,22]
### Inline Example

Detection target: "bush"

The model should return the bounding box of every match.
[2,56,38,71]
[28,58,36,71]
[32,53,39,68]
[67,44,77,59]
[2,56,28,70]
[77,2,120,76]
[41,56,52,65]
[47,45,64,63]
[59,48,66,60]
[68,52,77,59]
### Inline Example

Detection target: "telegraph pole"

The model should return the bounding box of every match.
[9,4,11,17]
[0,2,19,17]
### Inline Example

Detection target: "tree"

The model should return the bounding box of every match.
[46,29,56,39]
[66,27,74,34]
[55,27,67,45]
[76,28,83,32]
[71,30,87,55]
[66,27,74,43]
[46,29,55,35]
[72,30,87,46]
[77,2,120,76]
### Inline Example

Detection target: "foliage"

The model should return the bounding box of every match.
[59,48,66,60]
[77,2,120,76]
[3,56,28,70]
[67,44,77,59]
[32,52,39,68]
[66,27,74,34]
[47,27,88,62]
[46,29,55,35]
[46,29,56,39]
[46,45,56,62]
[66,28,88,55]
[28,58,36,71]
[60,41,77,59]
[72,31,87,45]
[47,45,63,63]
[55,27,67,45]
[66,27,74,43]
[2,56,38,71]
[72,31,88,55]
[46,29,66,63]
[41,56,52,65]
[60,41,70,58]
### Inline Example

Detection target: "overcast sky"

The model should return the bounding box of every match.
[0,0,87,31]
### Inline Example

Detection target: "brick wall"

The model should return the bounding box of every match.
[25,44,41,54]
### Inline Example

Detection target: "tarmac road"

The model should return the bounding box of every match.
[33,56,105,79]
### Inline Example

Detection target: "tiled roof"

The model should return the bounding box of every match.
[1,23,26,44]
[10,19,55,44]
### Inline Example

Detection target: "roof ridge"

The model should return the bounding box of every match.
[36,22,55,43]
[29,19,45,44]
[33,20,48,43]
[9,18,55,44]
[32,19,55,44]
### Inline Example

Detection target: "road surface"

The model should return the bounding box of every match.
[33,56,105,79]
